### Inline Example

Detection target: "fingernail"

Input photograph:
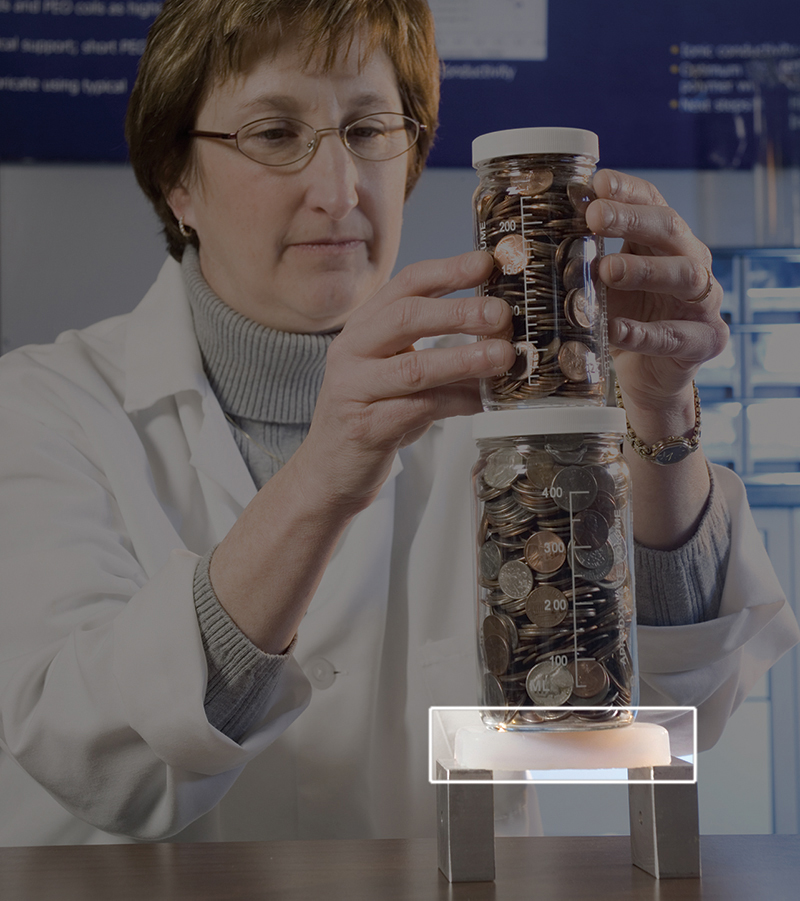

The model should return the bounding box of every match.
[606,171,619,196]
[598,200,615,229]
[483,297,504,325]
[614,319,629,342]
[485,340,506,367]
[608,255,626,283]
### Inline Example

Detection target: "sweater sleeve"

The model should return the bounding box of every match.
[194,548,295,742]
[634,465,730,626]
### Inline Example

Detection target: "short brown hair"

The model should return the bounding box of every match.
[125,0,440,259]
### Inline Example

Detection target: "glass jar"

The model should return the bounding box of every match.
[472,406,638,731]
[473,127,608,409]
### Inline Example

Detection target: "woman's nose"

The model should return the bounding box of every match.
[301,129,360,220]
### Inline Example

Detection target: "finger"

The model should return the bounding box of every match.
[384,250,495,303]
[586,198,705,260]
[592,169,669,208]
[609,316,729,364]
[600,253,720,306]
[342,293,513,357]
[375,381,486,444]
[355,339,516,401]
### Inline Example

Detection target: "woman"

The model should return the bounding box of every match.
[0,0,796,845]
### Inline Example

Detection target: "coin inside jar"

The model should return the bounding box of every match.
[567,659,610,700]
[557,340,594,382]
[526,660,574,706]
[493,233,528,275]
[525,584,569,627]
[479,540,503,582]
[551,466,598,512]
[524,530,567,574]
[483,448,524,489]
[483,633,511,676]
[498,559,534,599]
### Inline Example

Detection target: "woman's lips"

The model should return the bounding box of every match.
[288,239,366,253]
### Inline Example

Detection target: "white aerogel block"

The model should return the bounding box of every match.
[454,722,671,771]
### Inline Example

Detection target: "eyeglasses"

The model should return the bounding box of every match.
[188,112,425,167]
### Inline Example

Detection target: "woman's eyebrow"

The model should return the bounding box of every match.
[236,90,398,119]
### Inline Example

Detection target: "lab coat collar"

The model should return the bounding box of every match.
[123,256,208,414]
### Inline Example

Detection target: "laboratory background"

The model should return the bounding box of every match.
[1,0,800,838]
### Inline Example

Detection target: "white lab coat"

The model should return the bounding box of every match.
[0,257,797,846]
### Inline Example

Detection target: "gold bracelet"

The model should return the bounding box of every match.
[614,380,702,465]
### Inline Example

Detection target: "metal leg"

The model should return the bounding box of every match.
[628,757,701,879]
[436,759,495,883]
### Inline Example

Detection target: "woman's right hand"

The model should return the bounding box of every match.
[297,249,515,516]
[209,250,514,653]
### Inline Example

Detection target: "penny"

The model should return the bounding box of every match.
[525,585,569,628]
[483,633,511,676]
[482,614,511,645]
[567,659,610,699]
[571,509,609,551]
[524,531,567,574]
[526,459,560,492]
[493,233,528,275]
[565,287,594,329]
[479,540,503,582]
[498,559,534,599]
[551,466,597,512]
[508,341,539,381]
[567,181,597,215]
[511,169,554,195]
[526,660,574,706]
[562,256,585,291]
[557,340,593,382]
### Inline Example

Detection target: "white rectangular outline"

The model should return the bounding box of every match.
[428,706,697,785]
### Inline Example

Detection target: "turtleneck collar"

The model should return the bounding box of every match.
[181,246,337,424]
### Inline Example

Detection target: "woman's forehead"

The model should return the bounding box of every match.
[202,37,400,120]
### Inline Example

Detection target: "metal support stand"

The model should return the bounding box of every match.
[628,758,701,878]
[435,756,700,883]
[436,759,495,883]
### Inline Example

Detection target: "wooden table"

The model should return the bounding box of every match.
[1,835,798,900]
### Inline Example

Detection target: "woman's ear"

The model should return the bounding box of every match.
[166,183,195,231]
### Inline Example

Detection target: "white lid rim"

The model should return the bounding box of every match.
[472,127,600,168]
[472,405,626,439]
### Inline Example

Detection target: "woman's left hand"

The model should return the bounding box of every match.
[585,169,729,430]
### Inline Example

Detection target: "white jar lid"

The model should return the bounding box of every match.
[472,405,626,440]
[472,127,599,168]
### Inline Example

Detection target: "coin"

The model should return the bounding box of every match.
[508,341,539,380]
[479,540,503,582]
[526,660,574,705]
[512,169,555,195]
[570,540,614,581]
[567,181,597,215]
[562,256,585,292]
[483,633,510,676]
[484,448,523,489]
[557,340,593,382]
[524,531,567,574]
[525,450,558,489]
[571,509,609,551]
[498,559,534,599]
[525,585,569,627]
[551,466,597,512]
[482,613,511,645]
[493,233,528,275]
[564,287,594,329]
[483,672,507,708]
[567,659,610,699]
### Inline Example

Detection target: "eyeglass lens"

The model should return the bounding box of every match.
[237,113,419,166]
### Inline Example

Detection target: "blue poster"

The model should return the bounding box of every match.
[1,0,799,169]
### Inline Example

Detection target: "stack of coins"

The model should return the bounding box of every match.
[474,427,634,729]
[475,156,607,408]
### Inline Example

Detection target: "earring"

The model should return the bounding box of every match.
[178,217,193,239]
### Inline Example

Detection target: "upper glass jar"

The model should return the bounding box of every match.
[473,127,609,410]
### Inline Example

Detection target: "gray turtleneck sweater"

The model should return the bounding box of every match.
[181,247,731,742]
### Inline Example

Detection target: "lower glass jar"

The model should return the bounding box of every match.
[472,406,638,731]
